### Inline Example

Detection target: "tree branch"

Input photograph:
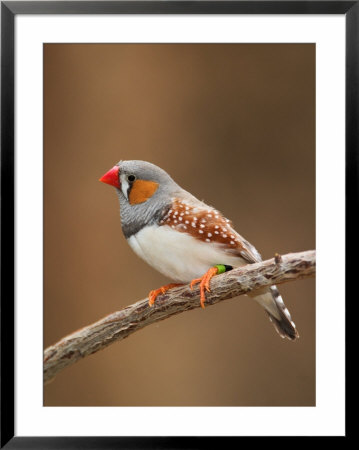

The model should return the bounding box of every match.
[44,250,315,384]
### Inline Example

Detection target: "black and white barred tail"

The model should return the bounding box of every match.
[251,286,299,340]
[267,286,299,340]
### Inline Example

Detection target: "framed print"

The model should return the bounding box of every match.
[1,1,355,447]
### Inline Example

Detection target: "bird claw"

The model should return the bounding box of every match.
[190,278,201,290]
[189,267,219,309]
[148,283,183,307]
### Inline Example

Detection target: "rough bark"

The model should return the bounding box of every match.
[44,250,315,384]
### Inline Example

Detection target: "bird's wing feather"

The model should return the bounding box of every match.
[159,198,262,264]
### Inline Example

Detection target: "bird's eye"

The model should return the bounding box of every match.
[127,174,136,182]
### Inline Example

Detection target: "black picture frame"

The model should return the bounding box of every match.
[1,1,355,447]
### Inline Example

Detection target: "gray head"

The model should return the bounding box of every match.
[100,160,182,238]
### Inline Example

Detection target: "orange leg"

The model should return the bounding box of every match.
[190,267,219,309]
[148,283,183,307]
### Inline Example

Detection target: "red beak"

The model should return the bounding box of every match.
[99,165,120,188]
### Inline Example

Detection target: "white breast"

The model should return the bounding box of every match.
[127,224,246,282]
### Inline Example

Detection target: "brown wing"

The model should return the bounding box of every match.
[159,198,262,264]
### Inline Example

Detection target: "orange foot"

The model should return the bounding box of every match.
[148,283,183,307]
[190,267,219,309]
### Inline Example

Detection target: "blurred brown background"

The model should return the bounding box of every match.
[44,44,315,406]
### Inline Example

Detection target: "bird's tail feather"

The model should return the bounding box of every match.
[251,286,299,340]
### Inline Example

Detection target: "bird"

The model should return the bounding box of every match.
[100,160,299,340]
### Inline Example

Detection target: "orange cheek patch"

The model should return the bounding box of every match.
[129,180,159,205]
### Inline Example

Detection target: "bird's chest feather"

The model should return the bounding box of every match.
[127,224,244,282]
